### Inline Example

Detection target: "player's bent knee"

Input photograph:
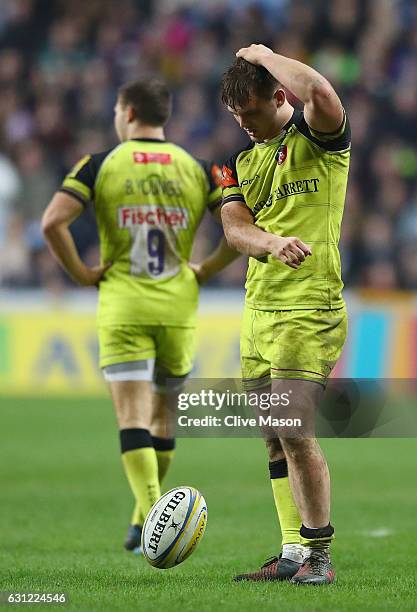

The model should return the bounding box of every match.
[153,365,190,394]
[108,376,154,431]
[265,438,285,462]
[280,436,317,458]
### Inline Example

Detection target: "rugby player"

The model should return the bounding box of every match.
[221,44,350,585]
[42,78,238,552]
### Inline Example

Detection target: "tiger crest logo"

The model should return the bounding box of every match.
[276,144,288,165]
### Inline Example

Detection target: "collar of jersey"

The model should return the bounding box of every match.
[255,109,299,148]
[129,138,166,142]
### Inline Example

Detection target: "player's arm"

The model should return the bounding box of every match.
[221,201,311,269]
[42,191,111,286]
[236,44,344,133]
[190,237,240,285]
[190,159,241,284]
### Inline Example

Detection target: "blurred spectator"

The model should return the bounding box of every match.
[14,139,58,222]
[0,153,21,244]
[0,213,31,286]
[0,0,416,290]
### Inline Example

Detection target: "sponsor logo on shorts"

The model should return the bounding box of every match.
[133,152,172,164]
[118,205,189,228]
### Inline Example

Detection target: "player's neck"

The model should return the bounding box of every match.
[263,103,294,142]
[125,125,165,141]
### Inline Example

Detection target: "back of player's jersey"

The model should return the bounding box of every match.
[60,139,221,326]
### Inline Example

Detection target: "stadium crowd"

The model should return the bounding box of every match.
[0,0,417,291]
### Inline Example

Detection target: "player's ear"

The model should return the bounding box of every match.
[273,89,286,108]
[126,105,136,123]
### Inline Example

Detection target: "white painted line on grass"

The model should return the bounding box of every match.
[363,528,394,537]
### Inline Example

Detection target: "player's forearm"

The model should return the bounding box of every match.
[200,238,240,277]
[223,217,275,258]
[43,224,90,285]
[261,53,332,105]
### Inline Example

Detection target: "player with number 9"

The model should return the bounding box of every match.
[41,78,238,552]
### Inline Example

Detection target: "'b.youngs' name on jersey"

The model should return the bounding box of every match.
[60,139,222,326]
[222,110,351,311]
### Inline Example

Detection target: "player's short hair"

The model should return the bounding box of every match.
[221,58,280,110]
[118,78,172,126]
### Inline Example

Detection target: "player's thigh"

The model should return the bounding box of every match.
[153,326,196,387]
[271,306,348,384]
[98,325,157,373]
[150,326,197,437]
[240,305,274,390]
[98,325,157,429]
[268,307,347,437]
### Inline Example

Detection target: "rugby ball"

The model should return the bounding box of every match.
[141,486,207,569]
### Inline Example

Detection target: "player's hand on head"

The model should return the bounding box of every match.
[269,236,312,269]
[236,44,274,65]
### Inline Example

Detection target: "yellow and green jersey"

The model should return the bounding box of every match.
[222,110,351,310]
[60,138,222,326]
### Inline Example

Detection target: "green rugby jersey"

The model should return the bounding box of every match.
[222,110,350,310]
[60,138,222,326]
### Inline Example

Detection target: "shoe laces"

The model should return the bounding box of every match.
[305,549,329,574]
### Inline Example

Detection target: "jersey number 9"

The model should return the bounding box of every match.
[129,224,180,279]
[147,229,164,275]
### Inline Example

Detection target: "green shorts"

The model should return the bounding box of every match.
[98,325,196,380]
[240,305,347,389]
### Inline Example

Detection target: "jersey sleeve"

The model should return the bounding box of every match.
[221,154,246,207]
[59,150,110,206]
[197,159,223,211]
[298,111,351,152]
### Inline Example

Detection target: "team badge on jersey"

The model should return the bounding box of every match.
[276,144,288,166]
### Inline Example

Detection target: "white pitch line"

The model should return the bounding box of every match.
[363,528,394,537]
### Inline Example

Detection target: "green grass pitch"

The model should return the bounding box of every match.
[1,396,416,611]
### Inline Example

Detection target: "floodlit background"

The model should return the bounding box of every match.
[0,3,416,610]
[0,0,417,388]
[1,0,417,291]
